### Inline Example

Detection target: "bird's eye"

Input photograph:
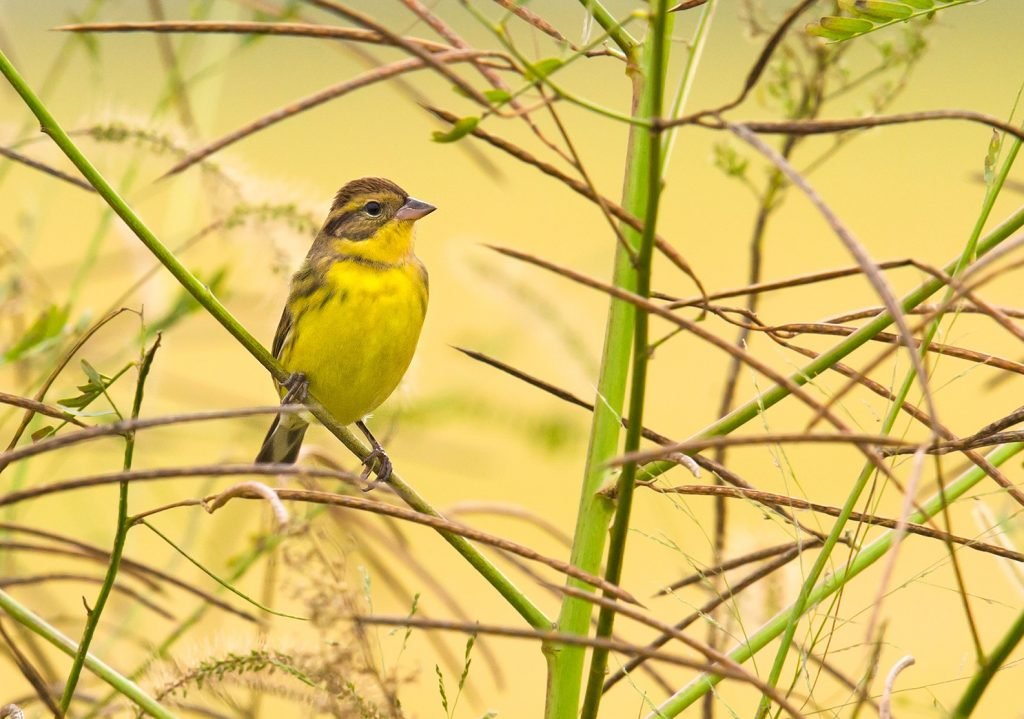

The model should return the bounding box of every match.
[364,201,382,217]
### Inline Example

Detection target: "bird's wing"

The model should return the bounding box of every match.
[271,306,292,360]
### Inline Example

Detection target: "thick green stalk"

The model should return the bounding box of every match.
[0,47,549,633]
[952,606,1024,717]
[579,4,670,718]
[577,0,638,55]
[59,340,159,713]
[0,589,175,718]
[544,11,670,719]
[650,440,1024,718]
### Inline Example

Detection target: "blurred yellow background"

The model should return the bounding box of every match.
[3,1,1024,717]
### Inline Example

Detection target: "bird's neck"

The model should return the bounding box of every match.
[329,221,417,266]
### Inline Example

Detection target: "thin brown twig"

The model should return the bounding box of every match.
[0,145,95,191]
[0,391,85,427]
[0,574,174,620]
[674,0,817,118]
[488,0,570,45]
[772,336,1024,508]
[658,259,917,307]
[454,346,830,540]
[208,485,640,605]
[726,120,941,438]
[680,111,1024,145]
[821,302,1024,325]
[351,616,797,700]
[548,584,808,718]
[712,312,1024,378]
[427,106,708,299]
[307,0,494,106]
[603,543,808,691]
[654,539,823,596]
[648,484,1024,563]
[487,243,898,482]
[400,0,569,163]
[0,527,258,621]
[161,49,508,177]
[611,431,912,467]
[0,620,61,716]
[444,501,573,547]
[56,20,455,52]
[0,405,304,472]
[882,430,1024,456]
[804,236,1024,430]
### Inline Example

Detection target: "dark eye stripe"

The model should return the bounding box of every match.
[323,210,377,241]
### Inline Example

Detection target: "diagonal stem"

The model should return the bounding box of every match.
[0,43,549,644]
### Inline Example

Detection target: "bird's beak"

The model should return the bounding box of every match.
[395,197,436,221]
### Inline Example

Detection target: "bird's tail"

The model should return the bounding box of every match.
[255,413,309,464]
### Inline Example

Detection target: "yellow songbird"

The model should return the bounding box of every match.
[256,177,434,486]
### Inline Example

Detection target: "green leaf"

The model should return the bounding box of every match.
[839,0,913,20]
[56,360,115,409]
[436,664,449,714]
[984,129,1001,186]
[820,16,876,34]
[808,0,977,43]
[484,88,511,104]
[31,425,55,442]
[526,57,563,81]
[432,116,480,143]
[712,142,749,179]
[807,22,854,41]
[458,635,475,690]
[3,304,70,364]
[80,359,104,389]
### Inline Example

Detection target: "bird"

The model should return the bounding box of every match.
[255,177,435,488]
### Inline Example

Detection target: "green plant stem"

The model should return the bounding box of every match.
[638,198,1024,485]
[544,10,670,719]
[753,128,1023,717]
[83,532,285,719]
[952,606,1024,718]
[0,46,549,635]
[579,4,670,718]
[0,589,175,719]
[658,130,1024,719]
[578,0,638,54]
[649,440,1024,718]
[59,338,159,714]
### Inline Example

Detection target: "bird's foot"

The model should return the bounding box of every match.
[281,372,309,404]
[360,446,393,491]
[356,419,393,491]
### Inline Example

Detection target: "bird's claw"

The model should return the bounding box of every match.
[360,447,393,491]
[281,372,309,404]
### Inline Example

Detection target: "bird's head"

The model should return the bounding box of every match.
[317,177,435,264]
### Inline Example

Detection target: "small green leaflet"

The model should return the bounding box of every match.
[2,304,70,364]
[57,359,113,410]
[433,116,480,143]
[526,57,563,82]
[484,89,511,104]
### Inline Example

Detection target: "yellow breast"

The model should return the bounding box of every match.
[279,257,428,425]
